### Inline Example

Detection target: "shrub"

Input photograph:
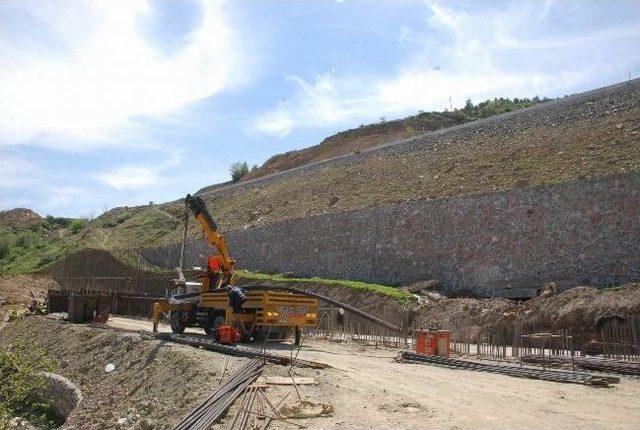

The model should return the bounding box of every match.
[44,215,70,229]
[69,218,87,234]
[0,340,60,428]
[14,231,38,249]
[38,253,57,267]
[0,236,13,259]
[230,161,249,182]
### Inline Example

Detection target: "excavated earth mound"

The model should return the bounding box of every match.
[415,283,640,334]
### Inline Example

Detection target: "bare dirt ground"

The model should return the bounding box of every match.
[0,275,53,329]
[0,274,53,305]
[105,316,640,430]
[2,274,640,429]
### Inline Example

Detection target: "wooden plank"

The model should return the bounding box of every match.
[262,376,317,386]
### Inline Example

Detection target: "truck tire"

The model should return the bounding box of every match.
[170,311,186,334]
[205,313,225,339]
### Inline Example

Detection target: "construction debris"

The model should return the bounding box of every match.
[404,279,439,294]
[279,400,334,419]
[399,351,619,387]
[537,282,558,298]
[227,386,302,430]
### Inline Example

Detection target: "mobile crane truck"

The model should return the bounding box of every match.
[152,194,318,344]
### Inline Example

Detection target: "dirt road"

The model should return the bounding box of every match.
[108,316,640,430]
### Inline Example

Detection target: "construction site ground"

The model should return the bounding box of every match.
[1,315,638,430]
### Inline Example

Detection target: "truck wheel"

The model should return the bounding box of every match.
[170,311,186,334]
[205,314,225,339]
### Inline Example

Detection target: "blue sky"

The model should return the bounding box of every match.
[1,0,639,217]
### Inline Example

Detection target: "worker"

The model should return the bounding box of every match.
[200,253,222,290]
[225,284,251,339]
[226,285,246,314]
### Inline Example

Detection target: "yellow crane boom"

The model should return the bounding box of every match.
[185,194,235,287]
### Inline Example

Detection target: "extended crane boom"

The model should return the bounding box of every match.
[185,194,235,287]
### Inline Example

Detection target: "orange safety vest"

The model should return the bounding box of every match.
[208,256,221,272]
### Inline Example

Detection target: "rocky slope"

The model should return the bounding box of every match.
[240,99,545,181]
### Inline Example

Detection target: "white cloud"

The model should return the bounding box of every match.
[45,185,91,211]
[95,150,182,190]
[96,166,160,190]
[0,155,35,188]
[253,0,640,137]
[253,108,295,138]
[0,0,244,147]
[253,74,379,137]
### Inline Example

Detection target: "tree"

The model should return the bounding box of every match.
[464,99,473,111]
[230,161,249,182]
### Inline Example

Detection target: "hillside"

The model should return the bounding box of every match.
[1,79,639,274]
[192,79,639,231]
[241,97,549,181]
[0,210,84,274]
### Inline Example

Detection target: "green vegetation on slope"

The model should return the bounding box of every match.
[237,269,414,304]
[0,339,61,428]
[0,216,83,275]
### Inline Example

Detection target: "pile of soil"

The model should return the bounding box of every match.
[416,283,640,335]
[0,317,245,430]
[0,275,55,305]
[0,275,54,326]
[0,208,42,228]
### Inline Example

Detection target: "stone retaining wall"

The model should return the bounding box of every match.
[144,174,640,298]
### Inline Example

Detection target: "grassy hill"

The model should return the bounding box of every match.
[0,210,84,274]
[241,97,550,181]
[2,80,639,275]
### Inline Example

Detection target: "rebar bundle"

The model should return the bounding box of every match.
[399,351,619,387]
[521,354,640,376]
[172,359,264,430]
